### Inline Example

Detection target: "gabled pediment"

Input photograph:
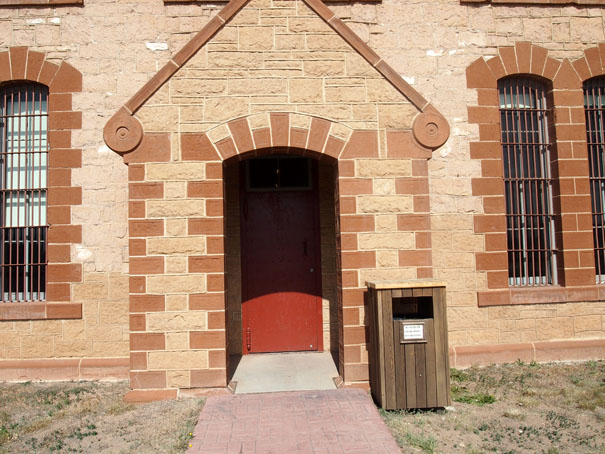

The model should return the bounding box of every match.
[104,0,448,154]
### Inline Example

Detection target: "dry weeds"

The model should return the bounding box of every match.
[0,381,202,454]
[1,361,603,453]
[381,360,605,454]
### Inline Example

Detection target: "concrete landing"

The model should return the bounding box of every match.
[186,389,401,454]
[230,352,339,394]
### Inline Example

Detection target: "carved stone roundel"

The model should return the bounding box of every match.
[412,111,450,149]
[103,111,144,153]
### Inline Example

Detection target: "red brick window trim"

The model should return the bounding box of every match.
[469,42,598,306]
[0,47,83,321]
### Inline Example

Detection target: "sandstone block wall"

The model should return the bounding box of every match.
[0,0,604,386]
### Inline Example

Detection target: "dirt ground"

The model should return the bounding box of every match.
[0,381,202,453]
[381,360,605,454]
[0,360,603,453]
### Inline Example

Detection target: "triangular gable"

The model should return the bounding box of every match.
[103,0,448,153]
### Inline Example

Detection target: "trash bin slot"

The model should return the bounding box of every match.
[392,296,433,320]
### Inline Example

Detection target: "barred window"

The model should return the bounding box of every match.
[585,77,605,284]
[499,77,557,286]
[0,84,48,302]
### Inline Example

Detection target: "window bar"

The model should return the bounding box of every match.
[585,81,605,283]
[0,88,5,300]
[36,88,41,301]
[26,86,31,301]
[506,86,519,284]
[526,82,538,284]
[516,82,527,285]
[17,87,23,301]
[542,81,553,284]
[501,83,513,282]
[586,82,596,280]
[598,83,605,282]
[587,82,596,281]
[6,88,12,300]
[31,88,36,301]
[530,82,543,284]
[507,80,522,284]
[514,82,523,284]
[588,84,601,280]
[596,82,605,282]
[504,82,515,283]
[10,87,17,300]
[531,83,541,283]
[585,78,605,283]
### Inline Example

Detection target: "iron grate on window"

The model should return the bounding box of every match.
[584,77,605,284]
[499,77,557,286]
[0,84,48,302]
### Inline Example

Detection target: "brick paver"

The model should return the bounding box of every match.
[186,389,401,454]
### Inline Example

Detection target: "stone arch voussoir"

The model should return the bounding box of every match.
[0,47,82,93]
[181,113,355,163]
[467,42,562,91]
[573,44,605,82]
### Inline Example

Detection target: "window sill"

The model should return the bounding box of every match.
[0,302,82,320]
[477,285,605,307]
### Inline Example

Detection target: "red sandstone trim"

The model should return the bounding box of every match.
[0,302,82,320]
[0,357,129,381]
[467,42,602,303]
[123,389,178,403]
[478,285,605,307]
[450,338,605,368]
[573,45,605,81]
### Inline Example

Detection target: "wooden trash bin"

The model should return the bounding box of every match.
[367,280,450,410]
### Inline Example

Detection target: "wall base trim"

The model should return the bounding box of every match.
[0,357,129,381]
[449,338,605,369]
[124,389,178,403]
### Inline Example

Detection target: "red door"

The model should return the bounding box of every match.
[241,157,322,354]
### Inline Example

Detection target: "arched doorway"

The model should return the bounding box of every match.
[240,154,322,353]
[224,149,339,385]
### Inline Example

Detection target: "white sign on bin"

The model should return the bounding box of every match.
[403,324,424,341]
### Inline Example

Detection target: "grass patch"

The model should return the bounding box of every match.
[381,360,605,454]
[450,368,470,382]
[451,385,496,406]
[0,381,204,453]
[404,431,437,453]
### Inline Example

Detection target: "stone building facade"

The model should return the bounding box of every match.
[1,0,605,400]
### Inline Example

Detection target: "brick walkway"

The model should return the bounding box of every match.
[186,389,401,454]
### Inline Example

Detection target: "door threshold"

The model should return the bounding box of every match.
[229,351,339,394]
